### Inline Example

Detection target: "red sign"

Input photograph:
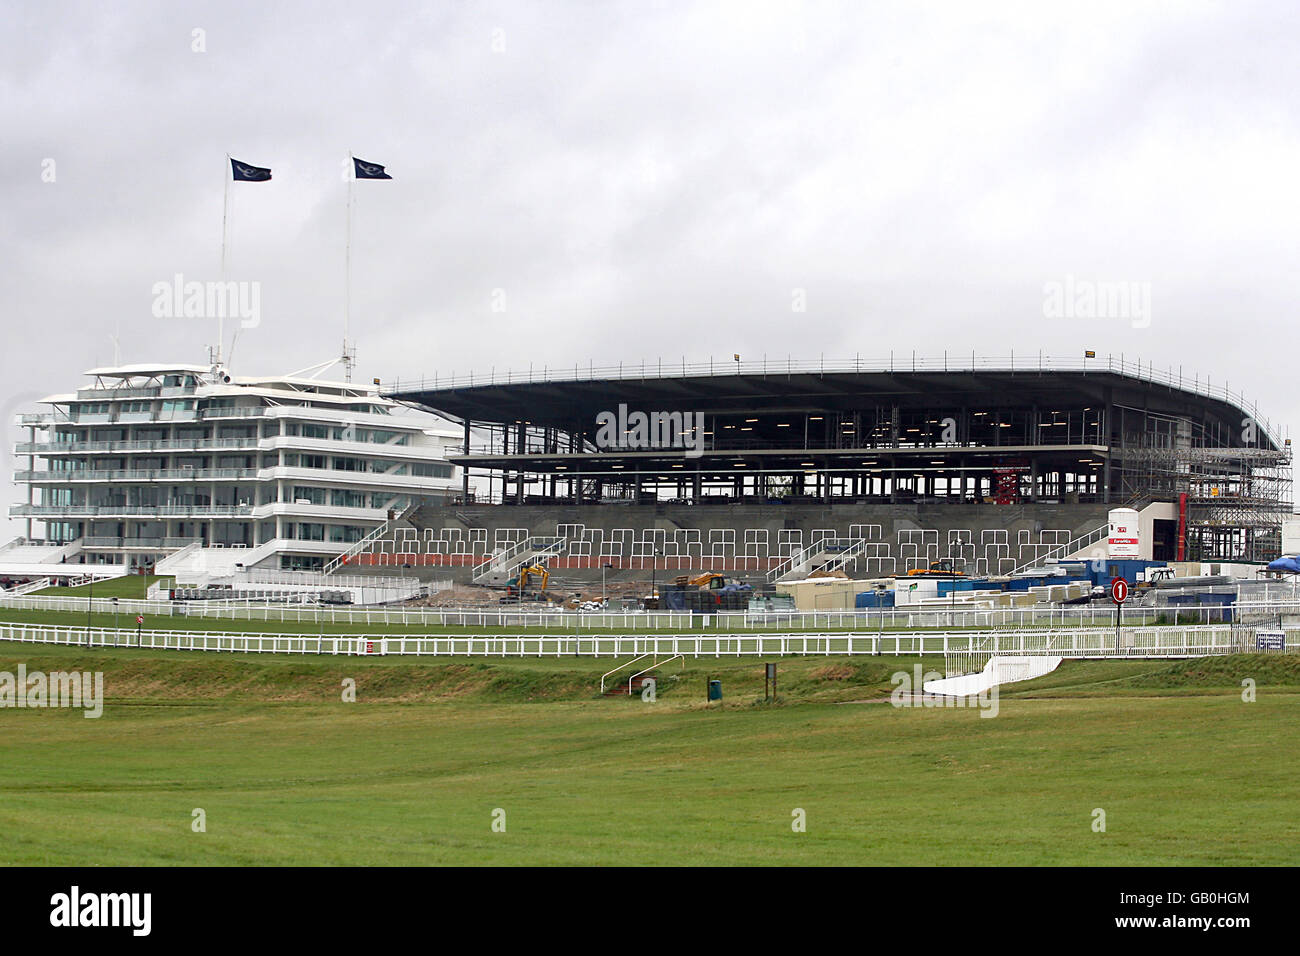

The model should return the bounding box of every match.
[136,615,144,625]
[1110,578,1129,604]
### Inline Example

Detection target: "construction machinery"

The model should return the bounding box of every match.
[660,571,753,612]
[677,572,729,590]
[503,564,550,600]
[903,559,967,578]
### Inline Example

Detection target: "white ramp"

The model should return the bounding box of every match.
[923,655,1063,696]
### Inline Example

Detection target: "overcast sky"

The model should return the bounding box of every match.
[3,0,1299,529]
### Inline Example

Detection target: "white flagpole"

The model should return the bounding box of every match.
[219,153,230,365]
[344,152,355,382]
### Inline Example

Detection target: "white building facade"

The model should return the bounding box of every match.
[10,362,465,571]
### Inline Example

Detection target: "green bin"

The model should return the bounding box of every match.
[707,679,722,701]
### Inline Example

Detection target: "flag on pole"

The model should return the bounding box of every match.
[352,157,393,180]
[230,158,272,182]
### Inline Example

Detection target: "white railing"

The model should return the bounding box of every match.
[601,652,654,693]
[2,577,52,596]
[627,654,683,694]
[324,500,422,575]
[768,536,870,583]
[11,504,256,517]
[155,541,201,575]
[471,535,567,584]
[0,623,1285,658]
[14,467,259,482]
[1010,523,1109,575]
[766,543,821,583]
[0,592,1284,629]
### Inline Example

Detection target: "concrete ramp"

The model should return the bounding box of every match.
[923,655,1063,696]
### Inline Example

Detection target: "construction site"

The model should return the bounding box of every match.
[314,356,1294,612]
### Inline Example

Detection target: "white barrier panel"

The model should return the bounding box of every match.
[924,656,1063,696]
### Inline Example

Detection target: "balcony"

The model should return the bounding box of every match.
[14,467,260,483]
[82,536,187,550]
[14,437,260,455]
[74,386,163,400]
[257,466,449,489]
[199,407,268,420]
[11,504,256,518]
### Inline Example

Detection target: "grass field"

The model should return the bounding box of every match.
[32,575,173,599]
[0,643,1296,866]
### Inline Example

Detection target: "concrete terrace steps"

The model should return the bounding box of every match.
[344,502,1113,584]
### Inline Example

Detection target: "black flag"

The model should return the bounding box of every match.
[353,157,393,180]
[230,158,272,182]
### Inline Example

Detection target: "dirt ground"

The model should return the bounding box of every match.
[405,578,652,609]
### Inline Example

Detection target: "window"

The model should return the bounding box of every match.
[292,486,326,505]
[330,489,367,509]
[411,462,453,478]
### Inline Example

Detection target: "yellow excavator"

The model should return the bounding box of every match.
[902,559,966,578]
[505,564,549,599]
[677,572,729,590]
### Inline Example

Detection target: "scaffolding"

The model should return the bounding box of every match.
[1115,446,1292,563]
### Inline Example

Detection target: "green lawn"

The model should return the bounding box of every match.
[0,646,1295,865]
[32,575,173,599]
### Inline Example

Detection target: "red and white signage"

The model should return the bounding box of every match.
[1110,577,1129,604]
[1108,507,1141,559]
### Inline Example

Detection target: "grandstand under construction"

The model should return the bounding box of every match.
[359,356,1290,575]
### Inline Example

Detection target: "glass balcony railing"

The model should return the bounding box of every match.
[14,467,259,482]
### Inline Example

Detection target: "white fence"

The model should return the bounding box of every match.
[2,593,1299,631]
[0,622,1289,658]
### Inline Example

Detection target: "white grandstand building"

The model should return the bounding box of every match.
[7,361,466,574]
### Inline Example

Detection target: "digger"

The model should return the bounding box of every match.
[676,572,730,591]
[503,564,550,601]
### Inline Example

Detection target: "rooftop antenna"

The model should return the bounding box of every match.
[110,321,121,366]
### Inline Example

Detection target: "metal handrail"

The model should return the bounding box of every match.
[627,654,683,695]
[1009,523,1110,575]
[600,653,653,694]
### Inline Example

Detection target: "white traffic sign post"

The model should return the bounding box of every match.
[1110,577,1128,652]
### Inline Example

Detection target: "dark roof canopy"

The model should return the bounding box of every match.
[390,367,1278,451]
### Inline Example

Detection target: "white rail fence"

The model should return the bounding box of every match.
[3,592,1295,630]
[0,623,1291,658]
